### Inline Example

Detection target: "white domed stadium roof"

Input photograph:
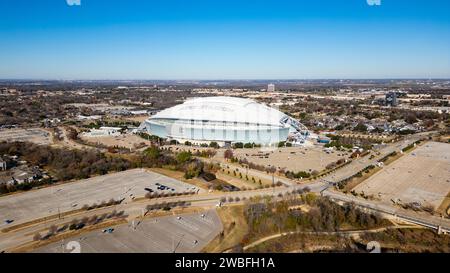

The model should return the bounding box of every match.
[150,96,288,127]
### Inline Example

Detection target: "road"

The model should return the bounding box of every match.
[1,131,447,253]
[322,190,450,233]
[0,181,323,252]
[320,132,428,183]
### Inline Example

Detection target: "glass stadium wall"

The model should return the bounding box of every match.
[145,119,289,145]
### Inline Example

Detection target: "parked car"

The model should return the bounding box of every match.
[102,228,114,233]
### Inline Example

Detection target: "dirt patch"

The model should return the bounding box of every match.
[80,134,151,150]
[202,205,248,253]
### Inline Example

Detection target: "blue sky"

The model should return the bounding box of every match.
[0,0,449,79]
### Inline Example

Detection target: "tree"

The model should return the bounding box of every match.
[49,225,58,234]
[244,143,253,148]
[353,123,367,132]
[176,151,192,164]
[209,142,219,148]
[144,146,160,160]
[233,142,244,149]
[224,149,234,160]
[405,113,418,124]
[33,232,42,241]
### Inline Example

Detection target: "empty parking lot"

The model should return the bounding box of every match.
[353,142,450,209]
[0,169,203,225]
[217,145,346,173]
[0,128,52,145]
[34,210,222,253]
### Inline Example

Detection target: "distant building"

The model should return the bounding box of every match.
[77,115,102,121]
[84,127,122,137]
[130,110,148,115]
[385,92,398,106]
[268,83,275,92]
[0,165,42,185]
[317,136,331,144]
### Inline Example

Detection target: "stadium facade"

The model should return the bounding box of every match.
[143,96,308,145]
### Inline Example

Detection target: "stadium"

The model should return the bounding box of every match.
[142,96,308,146]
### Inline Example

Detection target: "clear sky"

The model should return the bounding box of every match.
[0,0,449,79]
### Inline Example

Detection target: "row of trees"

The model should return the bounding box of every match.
[33,210,126,241]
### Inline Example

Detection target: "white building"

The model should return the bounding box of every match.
[267,83,275,92]
[143,96,308,145]
[84,127,122,137]
[77,115,102,121]
[130,110,148,115]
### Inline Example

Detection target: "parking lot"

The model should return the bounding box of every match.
[0,169,203,225]
[34,210,222,253]
[353,142,450,209]
[0,128,52,145]
[218,145,347,173]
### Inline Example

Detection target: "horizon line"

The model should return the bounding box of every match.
[1,78,450,82]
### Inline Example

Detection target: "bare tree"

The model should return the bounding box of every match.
[89,215,98,224]
[33,233,42,241]
[224,149,234,160]
[49,225,58,234]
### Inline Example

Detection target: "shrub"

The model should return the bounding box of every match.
[209,142,219,148]
[244,143,254,148]
[33,233,42,241]
[176,151,192,164]
[233,142,244,149]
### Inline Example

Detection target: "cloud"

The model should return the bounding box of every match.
[66,0,81,6]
